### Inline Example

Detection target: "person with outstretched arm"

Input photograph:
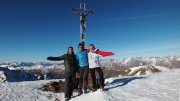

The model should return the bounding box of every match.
[88,44,115,91]
[47,47,77,101]
[76,43,89,95]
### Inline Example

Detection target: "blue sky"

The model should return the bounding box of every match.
[0,0,180,62]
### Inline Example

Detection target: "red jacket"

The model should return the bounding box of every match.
[86,49,114,57]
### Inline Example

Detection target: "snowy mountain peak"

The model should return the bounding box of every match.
[122,65,162,76]
[101,55,180,70]
[0,66,37,82]
[124,57,134,64]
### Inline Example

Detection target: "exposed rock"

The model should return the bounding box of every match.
[122,65,161,76]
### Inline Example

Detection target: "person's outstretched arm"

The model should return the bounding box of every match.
[96,49,115,57]
[86,49,90,52]
[86,48,97,52]
[47,55,65,61]
[86,48,115,57]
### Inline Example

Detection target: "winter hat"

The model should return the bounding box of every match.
[68,46,73,50]
[89,44,95,49]
[67,46,74,55]
[78,43,84,49]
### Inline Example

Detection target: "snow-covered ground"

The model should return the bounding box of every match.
[0,68,180,101]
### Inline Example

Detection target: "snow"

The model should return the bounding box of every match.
[105,78,114,84]
[100,56,180,69]
[124,57,133,64]
[155,66,170,71]
[135,71,141,75]
[128,66,142,74]
[177,57,180,61]
[0,71,6,82]
[0,65,15,70]
[145,69,152,74]
[0,68,180,101]
[0,71,4,75]
[1,56,180,71]
[0,65,9,67]
[127,65,154,75]
[125,66,169,76]
[0,67,37,82]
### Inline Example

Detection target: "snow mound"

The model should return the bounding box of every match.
[155,66,171,71]
[0,65,15,70]
[0,71,6,82]
[0,67,37,82]
[122,65,161,76]
[105,78,114,84]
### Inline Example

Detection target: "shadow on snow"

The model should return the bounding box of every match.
[106,77,147,90]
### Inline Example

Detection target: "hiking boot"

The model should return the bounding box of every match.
[84,89,88,93]
[100,85,106,91]
[78,91,83,96]
[65,97,71,101]
[71,95,74,98]
[91,88,97,92]
[84,91,88,94]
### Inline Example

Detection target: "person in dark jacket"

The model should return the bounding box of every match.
[47,47,77,101]
[76,43,89,95]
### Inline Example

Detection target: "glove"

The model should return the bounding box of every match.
[112,52,115,55]
[47,56,52,60]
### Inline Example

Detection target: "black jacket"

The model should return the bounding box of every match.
[47,54,78,73]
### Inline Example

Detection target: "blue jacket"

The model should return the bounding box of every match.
[76,50,89,67]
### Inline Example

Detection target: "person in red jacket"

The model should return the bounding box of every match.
[86,47,114,57]
[87,44,114,91]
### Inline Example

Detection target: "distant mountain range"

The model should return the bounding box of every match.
[100,55,180,70]
[0,62,61,67]
[1,56,179,82]
[1,55,180,70]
